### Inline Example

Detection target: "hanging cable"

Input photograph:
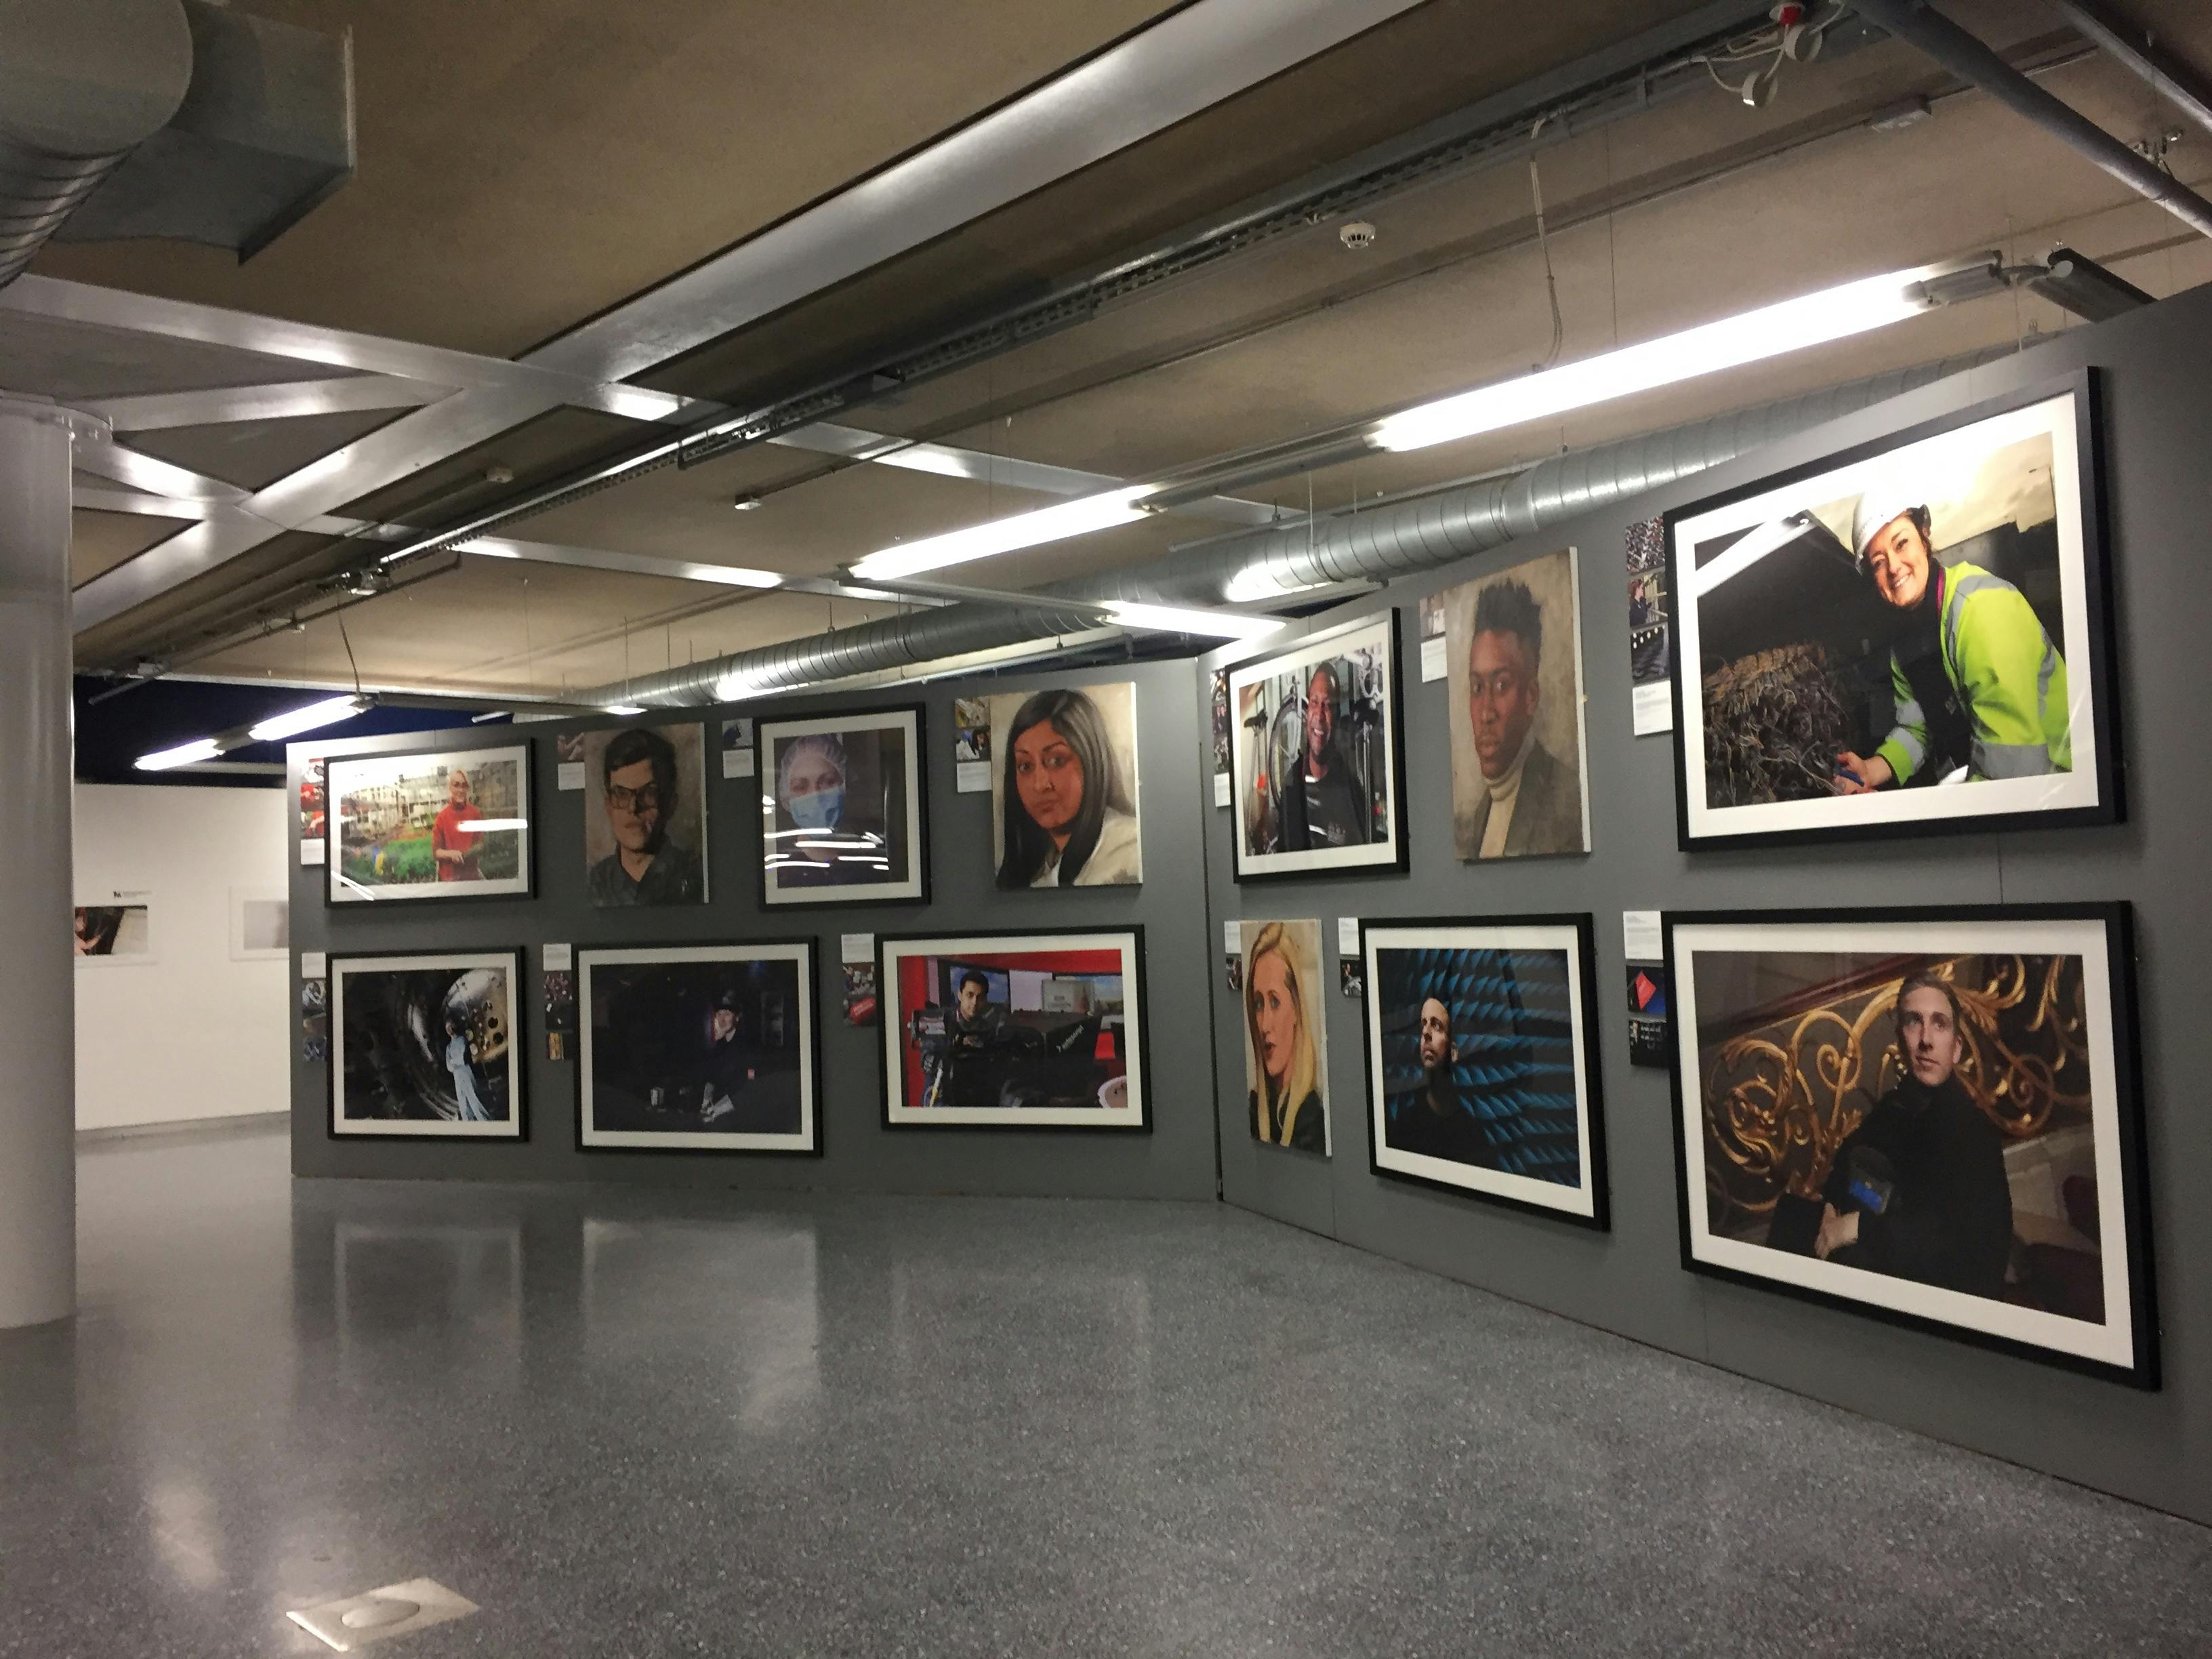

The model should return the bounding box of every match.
[1528,115,1566,372]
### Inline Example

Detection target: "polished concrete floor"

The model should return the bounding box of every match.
[5,1124,2209,1657]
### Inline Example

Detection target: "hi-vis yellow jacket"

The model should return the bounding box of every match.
[1875,560,2072,785]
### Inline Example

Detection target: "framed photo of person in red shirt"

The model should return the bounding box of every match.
[326,743,533,905]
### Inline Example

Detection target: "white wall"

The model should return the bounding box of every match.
[74,783,289,1130]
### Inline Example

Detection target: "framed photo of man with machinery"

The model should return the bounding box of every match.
[577,941,819,1155]
[1667,372,2118,849]
[329,949,526,1140]
[1360,916,1607,1227]
[878,929,1148,1129]
[1666,903,2156,1386]
[1226,611,1407,882]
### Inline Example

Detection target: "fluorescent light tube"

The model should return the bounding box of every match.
[604,705,647,716]
[1368,266,1938,453]
[136,737,223,772]
[850,487,1151,581]
[1103,600,1285,640]
[247,695,367,744]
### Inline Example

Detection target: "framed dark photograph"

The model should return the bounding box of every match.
[759,705,927,907]
[327,744,533,905]
[1361,917,1607,1227]
[1226,610,1407,881]
[330,949,525,1140]
[878,929,1147,1129]
[1668,372,2117,849]
[577,941,819,1155]
[1666,904,2154,1386]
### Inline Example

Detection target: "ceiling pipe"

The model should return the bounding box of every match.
[2046,0,2212,143]
[579,343,2017,708]
[1852,0,2212,239]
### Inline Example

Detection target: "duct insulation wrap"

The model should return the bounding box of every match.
[586,344,2018,708]
[0,0,192,285]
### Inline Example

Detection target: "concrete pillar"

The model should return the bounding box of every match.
[0,395,82,1328]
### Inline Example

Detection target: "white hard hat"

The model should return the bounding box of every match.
[1851,483,1927,564]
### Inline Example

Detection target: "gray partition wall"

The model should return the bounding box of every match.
[1198,285,2212,1526]
[289,657,1218,1201]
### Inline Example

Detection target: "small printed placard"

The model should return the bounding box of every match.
[1223,919,1242,956]
[1336,916,1359,956]
[544,942,573,971]
[300,838,326,867]
[840,933,874,965]
[722,747,756,780]
[956,760,991,794]
[556,760,586,792]
[300,951,327,979]
[1212,772,1231,808]
[1622,909,1662,963]
[1419,634,1448,682]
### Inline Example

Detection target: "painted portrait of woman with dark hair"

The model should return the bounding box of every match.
[989,683,1143,889]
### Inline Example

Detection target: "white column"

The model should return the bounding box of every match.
[0,395,82,1328]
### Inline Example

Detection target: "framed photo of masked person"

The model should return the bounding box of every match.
[580,723,708,907]
[1360,916,1607,1227]
[876,929,1149,1129]
[577,941,819,1155]
[1225,611,1407,882]
[758,705,927,908]
[1441,547,1592,861]
[1667,371,2118,850]
[1666,903,2156,1387]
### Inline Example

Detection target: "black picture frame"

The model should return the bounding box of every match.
[1358,914,1610,1231]
[323,742,537,907]
[327,947,529,1141]
[1665,368,2121,851]
[875,925,1152,1132]
[755,701,931,911]
[573,938,823,1158]
[1663,901,2156,1389]
[1225,609,1410,884]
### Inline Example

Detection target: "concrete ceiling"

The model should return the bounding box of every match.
[14,0,2212,700]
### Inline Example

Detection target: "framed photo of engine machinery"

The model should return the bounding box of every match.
[576,941,819,1155]
[1226,610,1408,881]
[1666,371,2119,850]
[1665,903,2155,1387]
[329,949,527,1140]
[877,928,1149,1130]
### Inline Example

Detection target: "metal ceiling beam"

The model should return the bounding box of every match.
[77,375,453,431]
[2049,0,2212,141]
[70,432,246,503]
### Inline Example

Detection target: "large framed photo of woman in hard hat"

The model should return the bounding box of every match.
[1665,371,2116,849]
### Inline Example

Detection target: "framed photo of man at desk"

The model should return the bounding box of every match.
[1666,373,2118,850]
[577,942,818,1154]
[1666,903,2155,1386]
[878,929,1148,1129]
[1226,611,1406,882]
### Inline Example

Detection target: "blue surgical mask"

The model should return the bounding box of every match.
[789,787,843,832]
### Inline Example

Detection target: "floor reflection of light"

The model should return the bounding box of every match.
[146,1476,224,1591]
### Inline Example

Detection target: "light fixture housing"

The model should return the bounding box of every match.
[245,694,369,745]
[849,487,1153,581]
[1101,600,1285,640]
[135,737,224,773]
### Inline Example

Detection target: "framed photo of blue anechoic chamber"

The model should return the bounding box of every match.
[1359,917,1607,1227]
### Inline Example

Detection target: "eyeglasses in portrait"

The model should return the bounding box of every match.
[578,942,818,1154]
[1667,373,2118,849]
[1666,904,2154,1385]
[1361,918,1606,1225]
[327,744,533,905]
[1240,918,1330,1155]
[1227,611,1406,881]
[1440,546,1592,861]
[878,930,1147,1128]
[329,950,525,1139]
[581,723,708,907]
[758,705,926,907]
[987,682,1142,889]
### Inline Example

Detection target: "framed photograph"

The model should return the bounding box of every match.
[759,705,926,907]
[581,723,709,906]
[577,942,819,1154]
[73,894,153,965]
[1666,904,2154,1385]
[329,949,525,1139]
[1227,611,1406,880]
[1360,916,1607,1226]
[1441,546,1592,860]
[1238,918,1331,1155]
[327,745,532,905]
[1625,516,1673,735]
[229,886,289,961]
[987,681,1142,888]
[1668,373,2117,848]
[878,929,1147,1128]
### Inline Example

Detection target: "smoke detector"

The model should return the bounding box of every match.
[1338,220,1377,251]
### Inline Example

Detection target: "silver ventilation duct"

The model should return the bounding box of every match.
[582,344,2020,708]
